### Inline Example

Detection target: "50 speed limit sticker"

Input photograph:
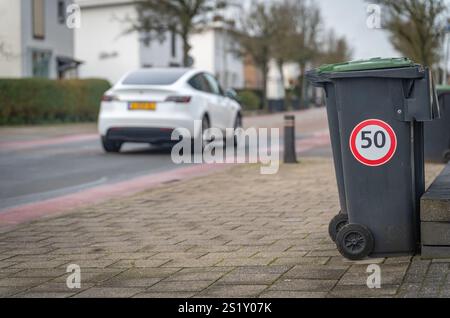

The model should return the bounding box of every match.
[349,119,397,167]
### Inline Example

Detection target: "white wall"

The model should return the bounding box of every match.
[190,30,215,74]
[0,0,22,77]
[191,27,244,90]
[139,31,183,68]
[267,61,301,100]
[21,0,75,78]
[267,59,284,100]
[282,63,300,88]
[214,29,244,90]
[76,1,184,84]
[75,3,140,84]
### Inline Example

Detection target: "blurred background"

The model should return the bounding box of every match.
[0,0,449,212]
[0,0,449,124]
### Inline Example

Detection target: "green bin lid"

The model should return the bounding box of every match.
[317,57,415,73]
[436,85,450,93]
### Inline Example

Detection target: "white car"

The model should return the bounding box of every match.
[98,68,242,152]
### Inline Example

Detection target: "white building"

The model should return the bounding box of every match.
[0,0,80,79]
[267,60,300,100]
[190,22,244,90]
[75,0,184,84]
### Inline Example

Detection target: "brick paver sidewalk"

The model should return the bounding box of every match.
[0,158,448,298]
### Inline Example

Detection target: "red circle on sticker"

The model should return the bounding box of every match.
[349,119,397,167]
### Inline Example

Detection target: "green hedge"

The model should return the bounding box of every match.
[236,89,261,111]
[0,78,111,125]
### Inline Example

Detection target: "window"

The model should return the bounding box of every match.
[122,69,188,85]
[188,74,212,93]
[57,0,66,24]
[204,73,224,95]
[32,0,45,39]
[32,50,51,78]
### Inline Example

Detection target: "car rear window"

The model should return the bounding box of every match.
[122,69,189,85]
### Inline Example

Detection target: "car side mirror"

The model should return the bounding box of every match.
[225,89,238,100]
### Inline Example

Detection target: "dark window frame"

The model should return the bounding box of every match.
[57,0,66,24]
[32,0,45,40]
[170,27,177,58]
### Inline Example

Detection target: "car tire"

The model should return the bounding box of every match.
[102,137,122,153]
[224,113,242,149]
[192,116,210,153]
[233,113,242,148]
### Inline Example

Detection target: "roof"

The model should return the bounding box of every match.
[193,20,238,34]
[75,0,137,9]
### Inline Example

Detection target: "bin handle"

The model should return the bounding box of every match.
[430,72,440,120]
[306,70,331,87]
[402,69,440,122]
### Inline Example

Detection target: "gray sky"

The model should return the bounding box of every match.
[237,0,449,69]
[316,0,450,71]
[316,0,398,59]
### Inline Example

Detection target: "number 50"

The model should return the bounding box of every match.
[361,130,386,149]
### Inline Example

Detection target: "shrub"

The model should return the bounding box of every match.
[236,89,261,111]
[0,78,111,125]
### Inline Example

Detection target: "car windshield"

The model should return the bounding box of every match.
[122,69,189,85]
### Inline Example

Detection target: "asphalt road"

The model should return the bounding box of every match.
[0,108,331,212]
[0,140,188,210]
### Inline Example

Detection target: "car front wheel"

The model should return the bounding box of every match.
[233,113,242,148]
[191,116,210,153]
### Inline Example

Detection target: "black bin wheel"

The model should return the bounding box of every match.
[336,223,374,260]
[443,149,450,163]
[328,212,348,242]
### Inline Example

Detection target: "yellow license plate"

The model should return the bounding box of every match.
[129,102,156,111]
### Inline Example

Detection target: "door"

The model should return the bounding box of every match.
[203,73,230,130]
[188,73,221,128]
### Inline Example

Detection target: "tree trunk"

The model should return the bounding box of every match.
[298,62,306,108]
[181,22,192,67]
[261,61,268,110]
[181,32,190,67]
[277,60,285,90]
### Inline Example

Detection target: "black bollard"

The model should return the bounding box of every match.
[284,115,298,163]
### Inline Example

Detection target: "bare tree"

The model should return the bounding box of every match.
[318,30,353,65]
[237,2,278,109]
[372,0,447,68]
[237,0,337,109]
[270,0,298,93]
[127,0,228,67]
[289,1,322,107]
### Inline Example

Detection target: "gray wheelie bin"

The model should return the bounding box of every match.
[307,58,440,260]
[424,85,450,163]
